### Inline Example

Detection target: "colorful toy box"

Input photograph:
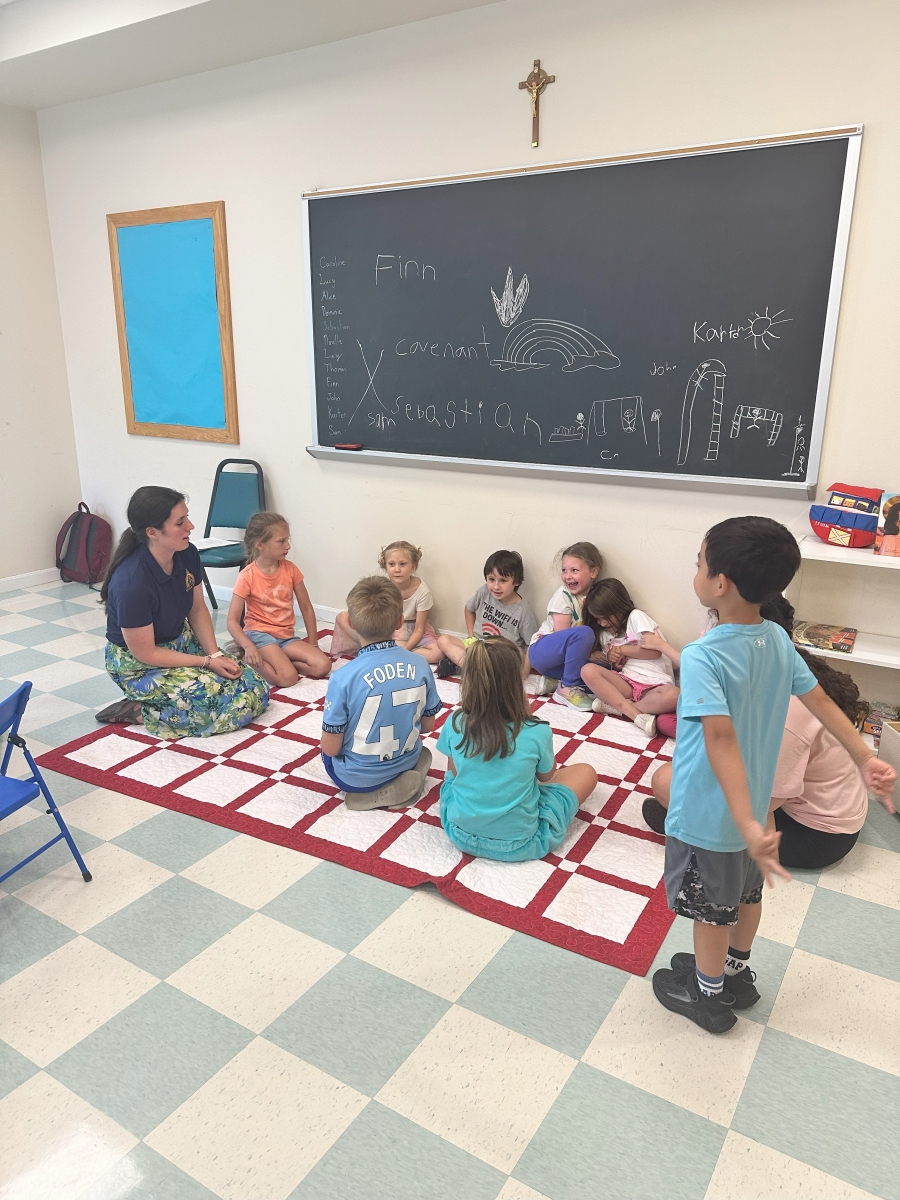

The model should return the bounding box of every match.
[809,482,882,548]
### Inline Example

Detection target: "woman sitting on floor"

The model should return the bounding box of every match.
[97,485,269,738]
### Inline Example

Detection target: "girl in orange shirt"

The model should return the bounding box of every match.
[227,512,331,688]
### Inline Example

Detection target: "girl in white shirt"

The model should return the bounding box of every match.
[580,578,679,738]
[332,541,442,663]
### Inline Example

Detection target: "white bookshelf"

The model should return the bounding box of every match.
[794,534,900,674]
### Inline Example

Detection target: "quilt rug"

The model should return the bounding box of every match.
[36,665,675,974]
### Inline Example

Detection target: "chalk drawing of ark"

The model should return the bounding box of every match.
[491,319,621,372]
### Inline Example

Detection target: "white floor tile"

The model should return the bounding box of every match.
[582,976,763,1126]
[33,632,107,659]
[497,1181,553,1200]
[10,660,104,692]
[0,1073,137,1200]
[705,1131,880,1199]
[17,694,87,734]
[180,835,320,908]
[817,842,900,911]
[59,788,160,840]
[0,937,157,1066]
[167,912,343,1032]
[0,638,27,657]
[376,1006,575,1172]
[768,949,900,1075]
[51,610,109,632]
[0,594,59,613]
[756,877,816,946]
[145,1037,367,1199]
[0,613,42,635]
[352,889,511,1001]
[6,738,52,780]
[14,842,172,932]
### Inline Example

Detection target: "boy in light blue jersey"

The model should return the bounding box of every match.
[653,517,896,1034]
[321,576,442,810]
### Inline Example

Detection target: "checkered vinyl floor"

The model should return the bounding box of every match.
[2,579,899,1200]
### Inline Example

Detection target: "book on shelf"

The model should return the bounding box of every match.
[793,622,858,654]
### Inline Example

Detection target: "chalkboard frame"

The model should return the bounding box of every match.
[303,127,862,496]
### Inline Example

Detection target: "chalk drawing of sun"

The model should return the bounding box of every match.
[745,307,792,349]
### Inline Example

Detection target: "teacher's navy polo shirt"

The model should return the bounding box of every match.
[106,544,202,647]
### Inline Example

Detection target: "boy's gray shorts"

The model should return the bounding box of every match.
[664,836,763,926]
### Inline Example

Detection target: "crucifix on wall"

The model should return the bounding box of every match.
[519,59,555,148]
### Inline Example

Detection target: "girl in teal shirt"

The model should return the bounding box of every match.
[437,640,597,861]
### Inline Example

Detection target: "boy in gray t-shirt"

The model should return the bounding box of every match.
[436,550,539,677]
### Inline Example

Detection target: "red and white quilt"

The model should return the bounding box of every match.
[37,660,675,974]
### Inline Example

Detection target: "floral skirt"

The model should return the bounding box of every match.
[105,623,270,740]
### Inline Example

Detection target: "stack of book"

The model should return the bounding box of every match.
[792,622,858,655]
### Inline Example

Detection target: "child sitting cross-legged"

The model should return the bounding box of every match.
[436,550,539,678]
[320,576,443,810]
[437,639,598,861]
[579,578,679,738]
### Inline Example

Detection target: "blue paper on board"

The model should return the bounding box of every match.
[117,218,226,429]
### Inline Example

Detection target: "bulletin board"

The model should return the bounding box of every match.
[107,201,240,443]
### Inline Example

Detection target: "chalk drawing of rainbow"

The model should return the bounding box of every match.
[490,319,621,372]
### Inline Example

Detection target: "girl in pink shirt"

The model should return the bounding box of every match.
[227,512,331,689]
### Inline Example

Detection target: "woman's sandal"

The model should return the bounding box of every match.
[95,699,142,724]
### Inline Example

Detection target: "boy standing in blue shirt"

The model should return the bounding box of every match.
[321,576,442,810]
[654,517,896,1033]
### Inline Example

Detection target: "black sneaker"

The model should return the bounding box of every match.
[642,797,667,835]
[437,657,457,680]
[652,966,737,1033]
[670,953,760,1009]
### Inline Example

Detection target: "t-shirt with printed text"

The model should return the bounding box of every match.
[465,585,539,648]
[233,559,304,638]
[322,640,442,788]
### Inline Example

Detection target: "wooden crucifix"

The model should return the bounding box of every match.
[519,59,555,148]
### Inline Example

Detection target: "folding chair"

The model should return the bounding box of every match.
[197,458,266,609]
[0,682,92,885]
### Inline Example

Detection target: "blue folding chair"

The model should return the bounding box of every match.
[197,458,267,609]
[0,682,92,885]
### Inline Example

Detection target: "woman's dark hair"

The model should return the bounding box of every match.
[100,486,186,604]
[705,516,800,603]
[884,503,900,537]
[584,577,635,642]
[452,638,540,760]
[483,550,524,587]
[759,594,864,723]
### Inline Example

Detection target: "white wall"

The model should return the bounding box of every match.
[0,103,81,578]
[38,0,900,701]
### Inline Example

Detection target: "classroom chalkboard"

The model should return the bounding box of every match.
[304,131,860,489]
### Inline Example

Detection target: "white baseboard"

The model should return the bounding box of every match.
[0,567,61,594]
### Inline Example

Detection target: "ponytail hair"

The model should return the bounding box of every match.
[243,511,288,562]
[100,486,186,604]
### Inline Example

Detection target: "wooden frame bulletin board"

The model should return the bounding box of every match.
[107,201,239,443]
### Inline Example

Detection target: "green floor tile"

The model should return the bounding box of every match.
[797,886,900,983]
[857,802,900,854]
[54,673,123,709]
[514,1062,725,1200]
[113,808,238,872]
[733,1028,900,1200]
[0,646,60,677]
[47,983,253,1137]
[29,709,104,749]
[0,895,76,984]
[77,1141,221,1199]
[264,956,448,1095]
[647,917,792,1025]
[458,932,627,1057]
[0,817,101,889]
[87,875,251,977]
[1,622,65,647]
[33,768,98,805]
[290,1101,505,1200]
[0,1038,39,1098]
[261,861,411,952]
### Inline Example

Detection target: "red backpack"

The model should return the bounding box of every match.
[56,503,112,589]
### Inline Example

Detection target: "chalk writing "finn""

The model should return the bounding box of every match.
[375,255,436,284]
